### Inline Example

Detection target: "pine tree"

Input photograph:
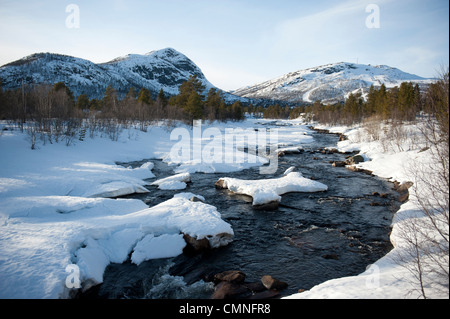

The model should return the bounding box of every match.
[76,94,90,109]
[398,82,415,121]
[231,101,244,121]
[386,86,399,120]
[376,84,388,119]
[185,91,203,121]
[365,85,377,116]
[343,93,360,124]
[205,88,225,122]
[413,84,422,115]
[137,88,152,105]
[176,75,205,108]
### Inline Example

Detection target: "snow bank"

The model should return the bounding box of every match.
[0,196,148,299]
[73,192,233,287]
[0,192,232,298]
[151,172,191,190]
[217,168,328,206]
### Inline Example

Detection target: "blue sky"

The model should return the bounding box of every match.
[0,0,448,90]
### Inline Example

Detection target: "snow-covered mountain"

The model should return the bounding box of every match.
[99,48,216,97]
[233,62,434,105]
[0,48,245,102]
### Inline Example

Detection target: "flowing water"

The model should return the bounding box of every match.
[80,126,400,299]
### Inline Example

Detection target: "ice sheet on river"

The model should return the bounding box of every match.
[216,167,328,206]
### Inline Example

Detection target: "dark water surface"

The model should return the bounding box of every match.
[81,127,400,299]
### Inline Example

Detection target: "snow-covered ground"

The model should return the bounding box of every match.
[1,118,447,299]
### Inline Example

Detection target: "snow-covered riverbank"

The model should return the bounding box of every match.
[285,121,448,299]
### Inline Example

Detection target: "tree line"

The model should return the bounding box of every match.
[308,82,425,125]
[260,104,306,120]
[0,75,249,147]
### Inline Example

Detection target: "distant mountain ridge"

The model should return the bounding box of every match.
[233,62,434,104]
[1,51,434,106]
[0,48,245,103]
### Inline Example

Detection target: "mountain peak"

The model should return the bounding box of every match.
[146,47,181,56]
[145,48,191,63]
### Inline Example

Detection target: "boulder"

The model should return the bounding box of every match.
[398,193,410,203]
[332,161,347,167]
[346,155,365,165]
[183,233,210,253]
[261,275,288,291]
[395,181,414,193]
[347,165,373,175]
[208,232,234,248]
[393,181,413,203]
[211,281,250,299]
[215,179,226,189]
[214,270,246,284]
[190,196,204,203]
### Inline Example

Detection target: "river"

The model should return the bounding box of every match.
[80,124,400,299]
